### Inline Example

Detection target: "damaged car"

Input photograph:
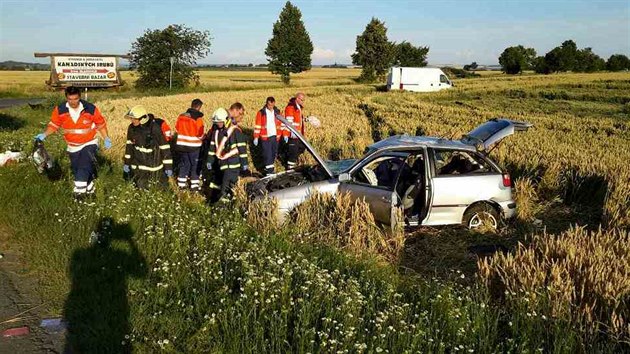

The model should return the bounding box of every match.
[247,116,532,230]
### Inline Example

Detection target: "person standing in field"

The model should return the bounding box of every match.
[216,102,248,202]
[205,107,230,201]
[253,96,284,175]
[35,86,112,199]
[284,92,307,170]
[151,114,173,142]
[175,98,205,191]
[122,105,173,189]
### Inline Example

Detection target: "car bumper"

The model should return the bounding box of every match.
[498,200,517,219]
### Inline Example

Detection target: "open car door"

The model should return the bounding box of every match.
[461,118,532,154]
[338,153,409,224]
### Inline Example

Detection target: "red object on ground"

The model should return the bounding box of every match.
[2,326,30,337]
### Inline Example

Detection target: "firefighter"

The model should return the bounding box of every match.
[122,106,173,189]
[216,102,248,202]
[35,86,111,199]
[283,92,307,170]
[205,108,229,201]
[253,96,284,175]
[175,98,204,191]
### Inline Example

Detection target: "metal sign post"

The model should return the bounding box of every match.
[169,57,175,90]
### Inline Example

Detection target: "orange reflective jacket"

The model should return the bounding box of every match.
[253,106,284,140]
[175,108,204,150]
[47,100,106,148]
[283,98,304,138]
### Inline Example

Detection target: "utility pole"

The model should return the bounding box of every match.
[169,56,175,90]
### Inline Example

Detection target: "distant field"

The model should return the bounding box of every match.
[0,68,362,96]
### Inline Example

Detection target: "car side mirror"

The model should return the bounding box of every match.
[339,173,350,182]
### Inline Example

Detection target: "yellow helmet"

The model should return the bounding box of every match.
[125,105,148,120]
[212,108,228,123]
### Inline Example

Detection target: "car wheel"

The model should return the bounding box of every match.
[463,203,499,230]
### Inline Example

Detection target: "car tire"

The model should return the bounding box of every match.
[463,203,499,230]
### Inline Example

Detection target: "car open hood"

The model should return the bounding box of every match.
[461,118,532,153]
[276,115,334,178]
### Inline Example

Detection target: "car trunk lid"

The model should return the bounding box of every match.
[461,118,532,154]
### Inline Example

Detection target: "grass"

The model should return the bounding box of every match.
[0,70,628,352]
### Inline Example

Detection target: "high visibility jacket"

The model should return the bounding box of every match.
[283,98,304,138]
[175,108,204,151]
[47,100,106,152]
[253,106,284,140]
[124,118,173,174]
[154,117,172,142]
[218,125,248,171]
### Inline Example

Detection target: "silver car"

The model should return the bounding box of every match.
[248,118,532,230]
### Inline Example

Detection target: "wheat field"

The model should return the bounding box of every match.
[1,69,629,351]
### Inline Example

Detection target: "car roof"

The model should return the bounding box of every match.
[368,135,476,152]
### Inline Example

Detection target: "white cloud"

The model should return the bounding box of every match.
[312,47,336,60]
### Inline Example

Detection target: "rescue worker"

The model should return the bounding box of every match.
[175,98,204,191]
[283,92,307,170]
[35,86,111,199]
[205,108,230,201]
[123,106,173,189]
[216,102,248,202]
[151,114,173,142]
[253,96,284,175]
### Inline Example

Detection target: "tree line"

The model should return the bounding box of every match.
[499,40,630,75]
[129,2,428,89]
[127,1,627,89]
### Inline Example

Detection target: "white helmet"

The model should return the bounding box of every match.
[212,108,228,123]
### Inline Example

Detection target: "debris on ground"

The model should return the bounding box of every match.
[2,326,30,337]
[0,151,23,167]
[40,318,67,333]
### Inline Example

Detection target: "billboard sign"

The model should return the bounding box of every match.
[54,56,118,82]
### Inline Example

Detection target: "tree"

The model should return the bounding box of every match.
[352,18,395,82]
[463,61,478,71]
[574,48,605,72]
[498,45,536,74]
[130,24,211,89]
[533,56,551,74]
[265,1,313,84]
[393,41,429,67]
[606,54,630,71]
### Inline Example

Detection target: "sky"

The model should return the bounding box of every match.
[0,0,628,66]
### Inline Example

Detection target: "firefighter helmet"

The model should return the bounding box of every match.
[212,108,228,123]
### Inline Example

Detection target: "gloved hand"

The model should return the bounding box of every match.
[283,136,289,144]
[242,165,249,171]
[165,169,173,177]
[104,137,112,150]
[253,138,258,146]
[207,162,212,170]
[35,133,46,141]
[123,164,130,173]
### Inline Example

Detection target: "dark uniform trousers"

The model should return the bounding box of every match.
[261,137,278,175]
[286,138,305,169]
[69,144,98,194]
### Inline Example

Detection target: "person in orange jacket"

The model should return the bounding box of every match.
[175,98,204,191]
[283,92,306,169]
[253,96,284,175]
[35,86,111,199]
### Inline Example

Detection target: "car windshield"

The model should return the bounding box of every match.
[326,159,357,176]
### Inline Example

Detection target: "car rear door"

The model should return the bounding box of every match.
[423,148,505,226]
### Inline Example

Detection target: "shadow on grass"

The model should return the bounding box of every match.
[63,217,146,354]
[0,112,26,131]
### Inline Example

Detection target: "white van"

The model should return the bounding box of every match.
[387,67,453,92]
